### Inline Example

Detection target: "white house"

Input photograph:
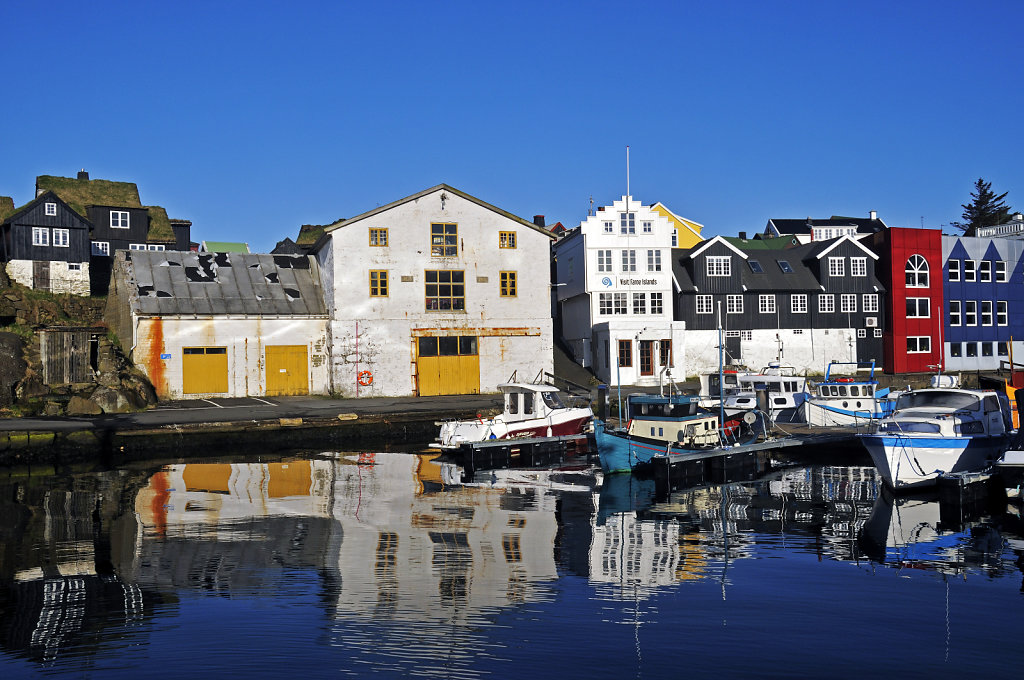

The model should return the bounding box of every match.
[310,184,556,397]
[553,196,687,387]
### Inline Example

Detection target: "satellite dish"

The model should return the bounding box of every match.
[742,411,758,424]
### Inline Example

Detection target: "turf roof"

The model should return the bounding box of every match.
[297,223,328,245]
[144,206,175,241]
[0,196,15,222]
[36,175,142,217]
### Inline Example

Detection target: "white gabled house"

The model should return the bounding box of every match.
[310,185,556,397]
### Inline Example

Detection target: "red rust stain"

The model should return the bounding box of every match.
[149,469,170,538]
[146,319,167,397]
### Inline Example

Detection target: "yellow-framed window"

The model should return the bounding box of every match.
[500,271,517,297]
[369,228,388,247]
[369,270,389,297]
[431,222,458,256]
[499,231,517,249]
[425,269,465,310]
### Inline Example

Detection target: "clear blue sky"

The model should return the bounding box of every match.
[3,0,1022,251]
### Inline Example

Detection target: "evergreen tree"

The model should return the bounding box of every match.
[952,178,1012,236]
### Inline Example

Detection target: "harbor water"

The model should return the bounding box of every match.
[1,446,1023,678]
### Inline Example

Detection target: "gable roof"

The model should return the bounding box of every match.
[201,241,250,253]
[767,215,888,236]
[686,235,749,261]
[808,234,879,260]
[650,201,704,239]
[36,174,142,217]
[1,190,93,229]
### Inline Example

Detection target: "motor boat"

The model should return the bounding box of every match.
[804,361,897,427]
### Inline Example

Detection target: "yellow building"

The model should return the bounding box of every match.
[650,202,704,249]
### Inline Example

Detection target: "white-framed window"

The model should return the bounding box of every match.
[599,293,613,315]
[818,294,835,313]
[597,249,612,272]
[45,202,57,216]
[979,260,992,282]
[696,295,713,315]
[857,328,866,339]
[621,249,636,272]
[52,228,69,247]
[874,328,882,338]
[907,336,931,354]
[841,293,856,313]
[740,330,752,341]
[965,300,977,326]
[92,241,110,256]
[906,297,929,317]
[791,294,807,313]
[612,292,627,314]
[948,259,960,282]
[863,294,879,312]
[603,221,614,234]
[999,341,1009,357]
[148,244,165,251]
[671,230,678,247]
[129,244,146,250]
[851,257,867,277]
[998,300,1008,326]
[727,294,743,314]
[793,329,804,335]
[650,292,663,315]
[996,260,1008,282]
[67,262,81,271]
[620,212,635,234]
[32,227,48,246]
[600,292,628,315]
[110,210,130,228]
[759,294,776,314]
[964,259,976,282]
[632,293,646,315]
[706,256,731,277]
[828,257,845,277]
[647,249,661,272]
[905,254,929,287]
[949,300,961,326]
[642,221,652,233]
[981,300,993,326]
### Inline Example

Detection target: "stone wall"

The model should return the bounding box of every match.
[5,260,90,296]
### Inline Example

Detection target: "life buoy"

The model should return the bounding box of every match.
[836,378,854,383]
[357,371,373,386]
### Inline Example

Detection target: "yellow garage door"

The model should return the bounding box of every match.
[417,336,479,396]
[183,347,229,394]
[266,345,309,396]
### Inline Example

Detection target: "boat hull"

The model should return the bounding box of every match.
[434,411,592,450]
[859,433,1007,489]
[594,421,670,473]
[805,399,893,427]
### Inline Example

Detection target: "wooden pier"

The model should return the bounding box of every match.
[439,433,591,479]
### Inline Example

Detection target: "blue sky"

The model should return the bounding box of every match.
[3,0,1022,251]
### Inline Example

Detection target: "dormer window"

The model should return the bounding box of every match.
[706,255,731,277]
[828,257,844,277]
[111,211,130,228]
[45,202,56,216]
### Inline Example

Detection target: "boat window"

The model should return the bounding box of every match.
[983,395,1000,413]
[523,392,534,415]
[838,386,847,397]
[879,421,941,434]
[895,391,980,411]
[541,391,565,410]
[507,393,518,414]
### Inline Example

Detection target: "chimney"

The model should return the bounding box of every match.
[869,210,877,221]
[533,215,546,228]
[739,231,747,240]
[77,169,89,181]
[1014,213,1023,221]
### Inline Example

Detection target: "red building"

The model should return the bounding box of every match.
[867,227,944,374]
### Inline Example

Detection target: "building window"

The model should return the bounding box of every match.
[647,249,661,272]
[907,336,931,353]
[650,292,663,315]
[906,298,929,317]
[659,339,672,366]
[148,244,165,251]
[52,229,69,247]
[727,294,743,314]
[632,293,646,314]
[964,259,976,282]
[67,263,82,271]
[996,260,1007,282]
[425,269,465,310]
[948,259,960,282]
[111,210,130,228]
[642,221,652,233]
[613,293,627,314]
[597,249,612,272]
[601,292,627,315]
[950,342,962,358]
[45,202,57,216]
[949,300,961,326]
[430,223,458,256]
[696,295,713,314]
[874,328,882,338]
[793,329,804,335]
[979,260,992,282]
[706,256,731,277]
[599,293,613,315]
[857,328,866,339]
[618,339,632,367]
[965,300,977,326]
[818,294,834,313]
[370,270,389,296]
[500,271,517,297]
[966,342,978,357]
[905,254,929,287]
[603,221,614,234]
[740,330,752,341]
[841,294,857,313]
[851,257,867,277]
[791,294,808,314]
[759,294,776,314]
[863,294,879,312]
[981,300,992,326]
[370,228,389,247]
[498,231,516,249]
[32,227,49,246]
[129,243,146,250]
[92,241,110,256]
[982,342,993,357]
[828,257,845,277]
[621,250,636,272]
[998,342,1009,357]
[998,301,1008,326]
[671,230,678,247]
[620,212,635,234]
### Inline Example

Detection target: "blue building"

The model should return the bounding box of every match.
[942,235,1024,371]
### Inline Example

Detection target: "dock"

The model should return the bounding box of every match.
[438,433,591,480]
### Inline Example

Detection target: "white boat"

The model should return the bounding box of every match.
[858,375,1012,490]
[701,363,808,418]
[431,381,593,450]
[804,361,897,427]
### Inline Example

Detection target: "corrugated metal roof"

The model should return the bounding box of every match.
[124,251,328,316]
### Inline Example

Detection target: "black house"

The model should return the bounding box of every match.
[0,191,92,295]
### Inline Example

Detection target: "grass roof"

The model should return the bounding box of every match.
[297,223,328,245]
[145,206,175,241]
[36,175,142,217]
[0,196,15,222]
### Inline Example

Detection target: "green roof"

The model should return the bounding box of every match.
[296,223,329,245]
[36,174,142,217]
[201,241,250,253]
[145,206,175,242]
[0,196,15,221]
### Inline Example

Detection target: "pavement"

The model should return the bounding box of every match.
[0,393,504,432]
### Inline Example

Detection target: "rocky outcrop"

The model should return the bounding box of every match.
[0,332,26,407]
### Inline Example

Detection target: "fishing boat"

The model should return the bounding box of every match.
[722,363,809,420]
[431,380,592,450]
[804,361,897,427]
[857,375,1012,490]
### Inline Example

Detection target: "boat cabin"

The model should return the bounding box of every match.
[499,383,567,423]
[624,394,720,447]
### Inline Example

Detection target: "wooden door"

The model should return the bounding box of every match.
[639,340,654,376]
[265,345,308,396]
[182,346,229,394]
[417,336,479,396]
[33,260,50,291]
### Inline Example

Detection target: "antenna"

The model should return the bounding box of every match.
[626,145,630,199]
[588,195,594,217]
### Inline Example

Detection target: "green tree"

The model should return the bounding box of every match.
[952,178,1012,236]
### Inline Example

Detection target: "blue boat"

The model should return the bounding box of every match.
[804,361,897,427]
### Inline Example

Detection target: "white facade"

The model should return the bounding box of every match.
[6,259,90,296]
[683,327,860,377]
[554,196,685,386]
[316,185,555,397]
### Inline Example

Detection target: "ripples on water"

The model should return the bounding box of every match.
[1,450,1022,678]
